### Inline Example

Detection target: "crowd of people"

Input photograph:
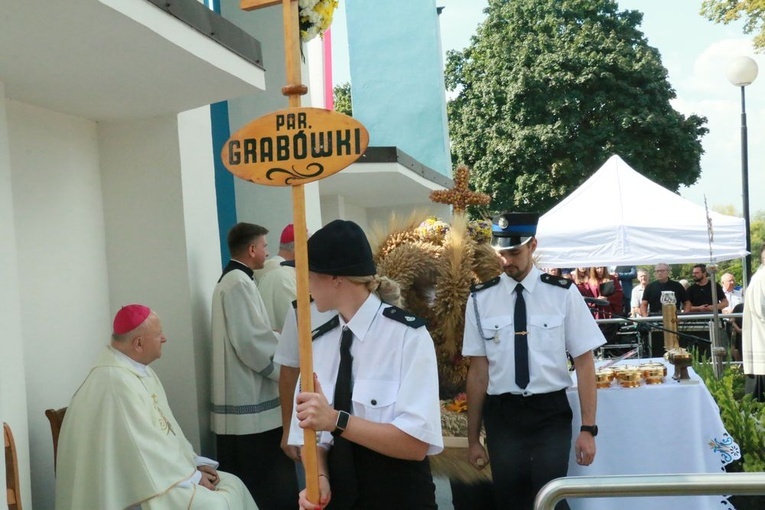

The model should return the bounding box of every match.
[51,213,765,510]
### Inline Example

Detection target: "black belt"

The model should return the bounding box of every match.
[488,388,567,401]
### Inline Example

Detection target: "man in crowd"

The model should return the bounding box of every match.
[685,263,727,356]
[56,305,257,510]
[612,266,637,315]
[743,244,765,401]
[630,268,649,317]
[211,222,298,509]
[721,272,744,314]
[687,263,728,313]
[255,224,297,332]
[640,263,691,317]
[463,212,604,510]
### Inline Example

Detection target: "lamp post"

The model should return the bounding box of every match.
[727,56,758,286]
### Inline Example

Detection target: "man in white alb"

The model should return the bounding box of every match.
[56,304,257,510]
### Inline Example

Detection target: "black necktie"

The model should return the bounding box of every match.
[334,326,354,413]
[329,326,358,506]
[515,283,530,388]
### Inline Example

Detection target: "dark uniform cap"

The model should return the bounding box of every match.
[282,219,376,276]
[491,211,540,250]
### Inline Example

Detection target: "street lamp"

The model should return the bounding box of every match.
[727,56,758,286]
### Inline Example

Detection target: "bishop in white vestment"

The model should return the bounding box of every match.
[56,305,258,510]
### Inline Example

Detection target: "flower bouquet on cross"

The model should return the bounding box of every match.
[299,0,338,42]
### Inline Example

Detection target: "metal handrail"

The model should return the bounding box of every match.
[596,313,742,324]
[534,473,765,510]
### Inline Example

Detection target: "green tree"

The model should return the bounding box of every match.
[751,210,765,272]
[671,207,765,282]
[333,82,352,116]
[446,0,708,213]
[702,0,765,50]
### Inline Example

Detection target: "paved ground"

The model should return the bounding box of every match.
[435,475,454,508]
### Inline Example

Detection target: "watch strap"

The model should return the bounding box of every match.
[332,410,350,437]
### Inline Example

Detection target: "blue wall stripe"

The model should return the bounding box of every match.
[206,0,235,268]
[211,100,236,267]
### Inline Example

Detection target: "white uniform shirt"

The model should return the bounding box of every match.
[288,293,443,455]
[463,266,605,396]
[274,302,338,368]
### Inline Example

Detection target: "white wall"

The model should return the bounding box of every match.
[2,101,225,510]
[177,106,225,455]
[6,99,109,510]
[99,111,221,456]
[320,194,369,232]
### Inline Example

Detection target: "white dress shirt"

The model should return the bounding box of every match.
[288,293,443,455]
[463,266,605,396]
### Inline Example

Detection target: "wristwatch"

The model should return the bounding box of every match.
[332,410,350,437]
[580,425,598,437]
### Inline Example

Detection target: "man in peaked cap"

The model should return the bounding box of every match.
[490,211,540,250]
[462,212,605,510]
[56,305,257,510]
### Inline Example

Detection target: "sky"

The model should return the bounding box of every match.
[330,1,765,218]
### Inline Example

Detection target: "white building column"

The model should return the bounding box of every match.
[0,84,32,510]
[99,106,222,454]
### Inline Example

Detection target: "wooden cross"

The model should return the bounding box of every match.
[430,164,490,214]
[233,1,363,504]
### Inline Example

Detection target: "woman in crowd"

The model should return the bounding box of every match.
[572,267,595,299]
[290,219,443,510]
[587,266,624,343]
[589,266,624,319]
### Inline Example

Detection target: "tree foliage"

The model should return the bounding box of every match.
[702,0,765,51]
[669,209,765,282]
[446,0,708,213]
[333,82,352,116]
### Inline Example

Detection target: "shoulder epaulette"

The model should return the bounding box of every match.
[311,315,339,340]
[541,273,573,289]
[382,306,426,328]
[471,276,500,293]
[292,296,314,309]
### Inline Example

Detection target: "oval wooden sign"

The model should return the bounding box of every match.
[221,107,370,186]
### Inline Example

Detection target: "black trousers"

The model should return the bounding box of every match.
[450,479,497,510]
[327,436,437,510]
[216,427,298,510]
[484,390,572,510]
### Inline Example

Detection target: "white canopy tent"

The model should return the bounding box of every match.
[535,155,747,267]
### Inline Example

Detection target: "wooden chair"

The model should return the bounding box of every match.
[4,422,22,510]
[44,407,67,472]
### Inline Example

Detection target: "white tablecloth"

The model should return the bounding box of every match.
[565,359,739,510]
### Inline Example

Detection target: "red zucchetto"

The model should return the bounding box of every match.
[113,304,151,335]
[280,224,295,244]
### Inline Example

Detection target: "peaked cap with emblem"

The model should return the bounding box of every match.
[491,211,540,250]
